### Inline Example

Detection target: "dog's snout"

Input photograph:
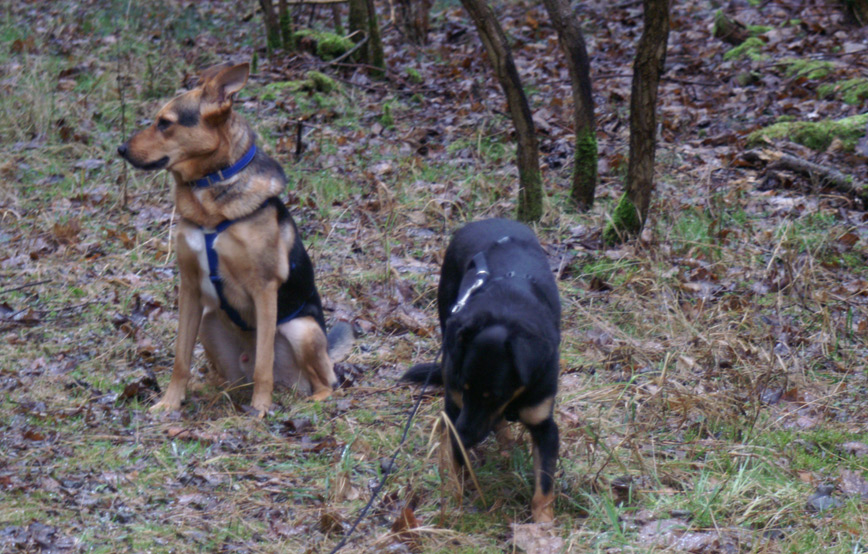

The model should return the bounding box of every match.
[117,143,128,158]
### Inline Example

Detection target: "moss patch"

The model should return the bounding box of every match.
[747,113,868,151]
[819,77,868,105]
[603,193,642,245]
[723,37,766,62]
[781,58,834,80]
[305,71,338,93]
[294,29,353,61]
[260,71,339,100]
[405,67,423,84]
[747,24,773,36]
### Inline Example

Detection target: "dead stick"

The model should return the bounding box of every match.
[295,119,304,161]
[745,149,868,207]
[0,280,51,295]
[322,35,368,67]
[771,153,868,205]
[117,51,128,209]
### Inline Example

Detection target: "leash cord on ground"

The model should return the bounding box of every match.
[327,361,437,554]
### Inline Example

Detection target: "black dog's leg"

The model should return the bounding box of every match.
[526,417,558,522]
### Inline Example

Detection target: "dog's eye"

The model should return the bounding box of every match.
[156,118,173,132]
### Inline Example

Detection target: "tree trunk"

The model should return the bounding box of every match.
[459,0,543,222]
[278,0,294,50]
[604,0,670,244]
[259,0,282,54]
[841,0,868,25]
[540,0,597,211]
[348,0,385,73]
[364,0,385,73]
[395,0,433,44]
[331,3,344,36]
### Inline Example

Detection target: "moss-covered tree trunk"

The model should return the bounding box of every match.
[603,0,670,244]
[459,0,543,222]
[278,0,294,50]
[540,0,597,211]
[259,0,282,55]
[348,0,385,73]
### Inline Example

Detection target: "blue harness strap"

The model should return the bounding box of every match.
[204,219,255,331]
[203,207,305,331]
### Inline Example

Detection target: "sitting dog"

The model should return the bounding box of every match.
[402,218,561,523]
[118,62,351,415]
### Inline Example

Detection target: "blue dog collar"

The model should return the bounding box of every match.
[190,143,257,188]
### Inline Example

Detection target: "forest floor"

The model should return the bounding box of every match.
[1,0,868,552]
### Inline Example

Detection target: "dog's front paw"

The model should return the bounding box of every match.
[250,394,272,418]
[150,398,182,414]
[150,389,184,414]
[309,387,333,402]
[531,492,555,523]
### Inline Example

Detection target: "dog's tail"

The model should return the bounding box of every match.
[328,321,354,363]
[399,362,443,386]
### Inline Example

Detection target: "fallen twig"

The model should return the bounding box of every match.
[743,149,868,208]
[0,279,51,295]
[322,36,368,68]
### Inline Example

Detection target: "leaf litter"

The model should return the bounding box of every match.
[1,0,868,552]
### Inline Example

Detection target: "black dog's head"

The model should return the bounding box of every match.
[443,317,552,448]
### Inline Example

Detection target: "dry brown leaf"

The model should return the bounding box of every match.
[512,522,564,554]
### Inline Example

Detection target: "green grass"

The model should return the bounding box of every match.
[3,1,868,553]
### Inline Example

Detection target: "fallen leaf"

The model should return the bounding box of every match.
[332,471,360,502]
[390,505,421,549]
[839,441,868,458]
[512,522,564,554]
[318,511,345,534]
[839,470,868,500]
[806,484,843,513]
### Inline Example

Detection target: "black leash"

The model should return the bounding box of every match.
[327,359,437,554]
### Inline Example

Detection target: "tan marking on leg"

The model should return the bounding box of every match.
[518,396,554,426]
[531,443,555,523]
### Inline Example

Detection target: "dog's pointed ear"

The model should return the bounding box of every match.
[200,63,250,117]
[196,62,233,86]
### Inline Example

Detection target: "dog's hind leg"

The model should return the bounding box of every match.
[526,417,559,523]
[279,316,337,401]
[199,311,252,389]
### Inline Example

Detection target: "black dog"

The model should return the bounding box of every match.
[402,218,560,522]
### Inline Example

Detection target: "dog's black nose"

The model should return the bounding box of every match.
[117,144,128,157]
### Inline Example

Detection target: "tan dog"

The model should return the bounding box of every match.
[118,62,351,415]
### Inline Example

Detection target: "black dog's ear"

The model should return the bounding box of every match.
[508,334,551,386]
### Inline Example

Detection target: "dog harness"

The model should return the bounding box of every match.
[202,206,310,332]
[189,144,308,331]
[451,236,538,314]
